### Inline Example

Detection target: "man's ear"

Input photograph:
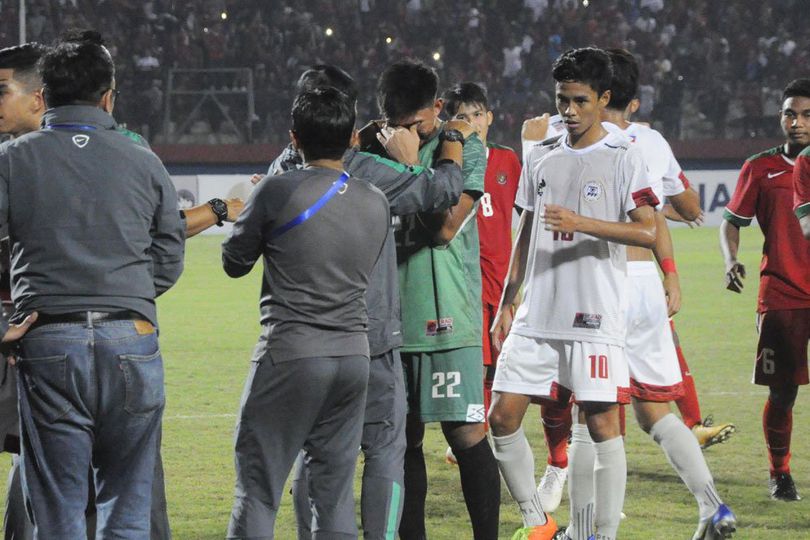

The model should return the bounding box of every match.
[289,130,299,150]
[598,89,612,108]
[31,88,45,116]
[486,110,494,127]
[434,98,443,115]
[100,88,115,114]
[350,128,360,148]
[628,98,640,115]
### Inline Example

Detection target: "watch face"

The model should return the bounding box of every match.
[209,199,228,220]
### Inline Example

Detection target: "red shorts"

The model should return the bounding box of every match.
[482,303,497,366]
[754,309,810,386]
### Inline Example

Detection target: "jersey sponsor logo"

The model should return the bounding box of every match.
[583,181,603,202]
[425,317,454,336]
[496,172,508,185]
[537,177,546,197]
[767,170,787,179]
[573,312,602,329]
[72,134,90,148]
[466,404,486,423]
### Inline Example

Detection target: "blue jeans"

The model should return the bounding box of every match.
[16,316,164,539]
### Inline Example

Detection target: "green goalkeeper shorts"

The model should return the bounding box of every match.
[401,347,484,423]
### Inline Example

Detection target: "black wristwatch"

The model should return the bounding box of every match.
[208,198,228,226]
[439,128,465,146]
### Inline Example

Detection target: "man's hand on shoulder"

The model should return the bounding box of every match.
[225,198,245,222]
[444,119,475,140]
[725,261,746,293]
[522,114,550,142]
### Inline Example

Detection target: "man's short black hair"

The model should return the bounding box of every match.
[442,82,489,117]
[292,86,355,161]
[40,30,115,108]
[0,43,48,90]
[783,78,810,103]
[552,47,613,96]
[297,64,358,104]
[605,48,639,110]
[377,59,438,121]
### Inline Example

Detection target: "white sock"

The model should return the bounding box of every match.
[491,427,547,526]
[565,424,595,540]
[593,436,626,540]
[650,413,722,520]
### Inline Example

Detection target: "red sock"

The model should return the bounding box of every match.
[541,401,573,468]
[671,321,702,428]
[763,398,793,476]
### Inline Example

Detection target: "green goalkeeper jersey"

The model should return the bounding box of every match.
[396,126,486,352]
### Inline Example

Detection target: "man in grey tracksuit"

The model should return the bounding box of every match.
[266,65,474,539]
[224,86,392,539]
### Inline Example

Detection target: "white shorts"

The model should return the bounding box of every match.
[492,333,630,404]
[626,262,684,401]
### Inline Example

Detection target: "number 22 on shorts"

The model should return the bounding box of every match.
[432,371,462,398]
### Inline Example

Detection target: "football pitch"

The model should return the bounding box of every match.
[1,226,808,539]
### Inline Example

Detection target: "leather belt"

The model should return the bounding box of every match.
[30,310,144,329]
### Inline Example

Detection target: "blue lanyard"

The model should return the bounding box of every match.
[269,171,350,240]
[44,123,98,131]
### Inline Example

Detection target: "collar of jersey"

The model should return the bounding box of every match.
[561,130,619,155]
[40,105,117,132]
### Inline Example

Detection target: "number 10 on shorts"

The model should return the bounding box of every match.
[589,354,608,379]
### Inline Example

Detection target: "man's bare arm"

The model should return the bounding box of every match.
[543,204,656,248]
[651,212,681,315]
[491,210,533,351]
[719,220,746,292]
[184,198,245,238]
[799,214,810,240]
[667,186,702,223]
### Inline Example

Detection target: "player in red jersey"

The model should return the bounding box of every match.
[443,82,521,416]
[720,78,810,501]
[794,143,810,239]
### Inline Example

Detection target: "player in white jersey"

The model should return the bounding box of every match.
[557,48,737,540]
[487,48,657,540]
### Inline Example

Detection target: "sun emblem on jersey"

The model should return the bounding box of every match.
[537,178,546,197]
[496,172,507,185]
[583,181,602,202]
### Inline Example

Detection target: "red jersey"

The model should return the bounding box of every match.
[793,145,810,219]
[478,143,521,306]
[724,146,810,312]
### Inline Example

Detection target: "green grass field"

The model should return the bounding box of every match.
[2,226,809,539]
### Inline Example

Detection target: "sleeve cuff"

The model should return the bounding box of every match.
[795,202,810,219]
[722,208,752,227]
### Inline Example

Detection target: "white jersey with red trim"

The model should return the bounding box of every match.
[616,121,688,198]
[522,114,567,163]
[512,131,658,346]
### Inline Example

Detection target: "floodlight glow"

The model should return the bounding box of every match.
[386,36,393,44]
[433,52,441,61]
[221,11,227,20]
[325,27,334,36]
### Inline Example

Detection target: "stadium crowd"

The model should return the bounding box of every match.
[0,0,808,146]
[2,5,810,537]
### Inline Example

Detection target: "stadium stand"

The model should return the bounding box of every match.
[0,0,807,150]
